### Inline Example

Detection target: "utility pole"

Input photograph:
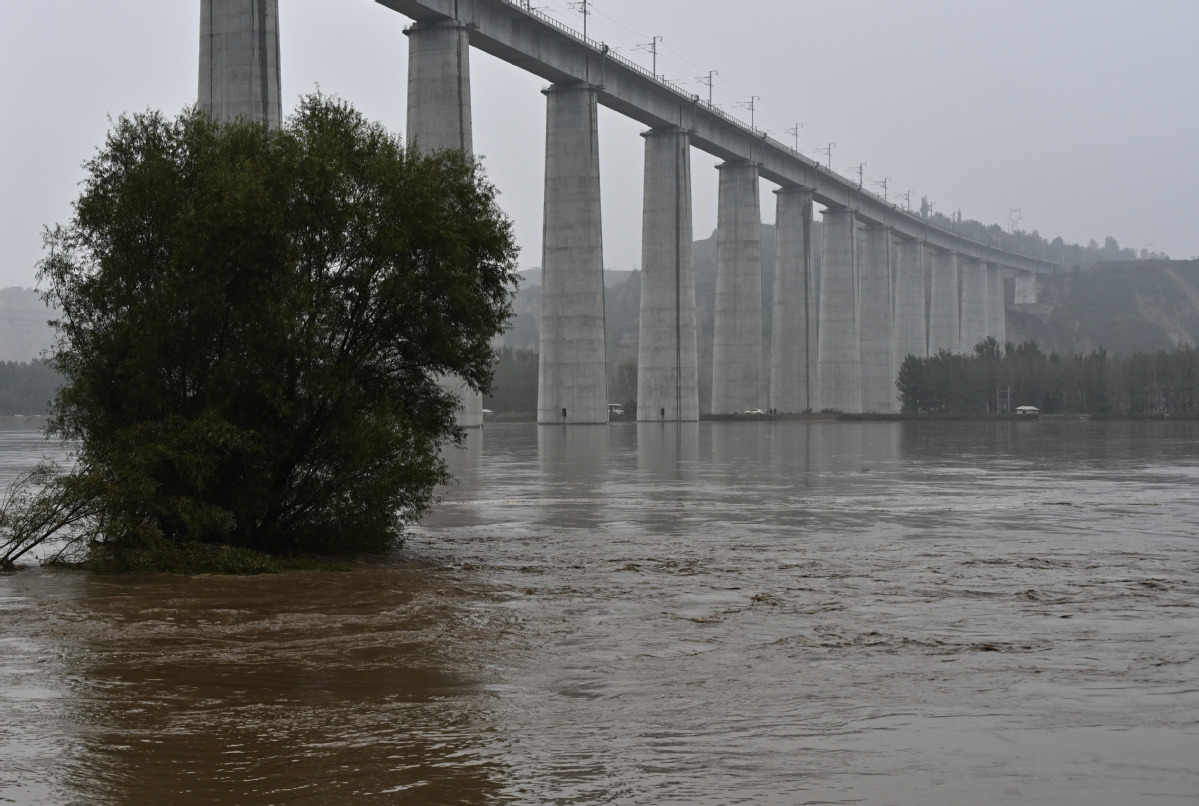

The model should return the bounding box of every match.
[900,190,912,211]
[855,163,866,189]
[784,123,803,154]
[638,35,662,79]
[821,143,835,171]
[737,96,760,132]
[875,177,889,202]
[697,70,718,107]
[569,0,589,40]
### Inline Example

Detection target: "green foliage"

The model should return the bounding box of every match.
[0,359,61,415]
[610,360,638,415]
[25,94,517,565]
[897,339,1199,415]
[79,534,281,575]
[0,460,102,570]
[484,345,539,412]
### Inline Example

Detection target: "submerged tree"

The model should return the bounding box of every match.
[5,95,518,568]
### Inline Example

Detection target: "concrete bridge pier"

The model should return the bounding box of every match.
[928,247,961,354]
[199,0,282,126]
[959,256,988,353]
[405,18,482,426]
[893,237,927,373]
[537,83,608,424]
[859,223,895,413]
[816,207,860,413]
[637,127,698,422]
[1015,272,1038,305]
[770,187,815,413]
[985,263,1005,346]
[405,20,472,153]
[711,160,764,414]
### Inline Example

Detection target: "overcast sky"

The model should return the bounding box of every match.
[3,0,1197,289]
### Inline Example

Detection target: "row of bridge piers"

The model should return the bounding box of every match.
[404,20,1017,425]
[200,1,1033,426]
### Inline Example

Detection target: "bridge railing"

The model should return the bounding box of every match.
[496,4,800,151]
[496,2,891,192]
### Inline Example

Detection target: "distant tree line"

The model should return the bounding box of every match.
[484,346,538,412]
[921,204,1167,265]
[898,338,1199,414]
[0,359,61,415]
[485,347,641,415]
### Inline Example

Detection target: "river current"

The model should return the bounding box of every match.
[1,418,1197,804]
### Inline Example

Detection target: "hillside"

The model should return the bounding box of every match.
[1007,260,1199,355]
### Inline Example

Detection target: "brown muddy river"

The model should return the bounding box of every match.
[2,419,1197,804]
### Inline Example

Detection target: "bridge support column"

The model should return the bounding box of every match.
[987,263,1007,345]
[959,256,988,353]
[405,20,472,153]
[928,247,960,354]
[816,207,860,413]
[406,19,482,426]
[770,187,815,413]
[859,224,894,413]
[199,0,282,127]
[711,160,763,414]
[637,127,698,422]
[1015,272,1037,304]
[537,83,607,424]
[893,238,927,375]
[987,264,1006,346]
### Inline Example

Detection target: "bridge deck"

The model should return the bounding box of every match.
[379,0,1053,272]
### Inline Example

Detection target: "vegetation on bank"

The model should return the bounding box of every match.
[0,95,518,573]
[0,359,59,415]
[898,338,1199,415]
[485,346,538,413]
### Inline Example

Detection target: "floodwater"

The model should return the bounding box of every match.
[2,417,1197,804]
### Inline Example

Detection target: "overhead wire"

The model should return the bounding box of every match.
[519,0,922,204]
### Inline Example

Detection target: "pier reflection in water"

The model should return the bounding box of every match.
[2,418,1198,804]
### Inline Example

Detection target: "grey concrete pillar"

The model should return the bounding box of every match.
[199,0,282,127]
[405,21,472,153]
[637,127,698,422]
[859,224,894,413]
[987,264,1007,346]
[928,248,960,354]
[816,207,860,413]
[711,160,763,414]
[959,256,988,353]
[1015,273,1037,304]
[537,83,607,424]
[893,238,927,367]
[770,187,815,413]
[405,19,482,427]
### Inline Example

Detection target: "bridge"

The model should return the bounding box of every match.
[200,0,1055,424]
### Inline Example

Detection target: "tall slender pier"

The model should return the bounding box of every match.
[199,0,282,126]
[537,84,608,424]
[637,127,698,421]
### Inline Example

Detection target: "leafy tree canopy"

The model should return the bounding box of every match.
[4,94,517,569]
